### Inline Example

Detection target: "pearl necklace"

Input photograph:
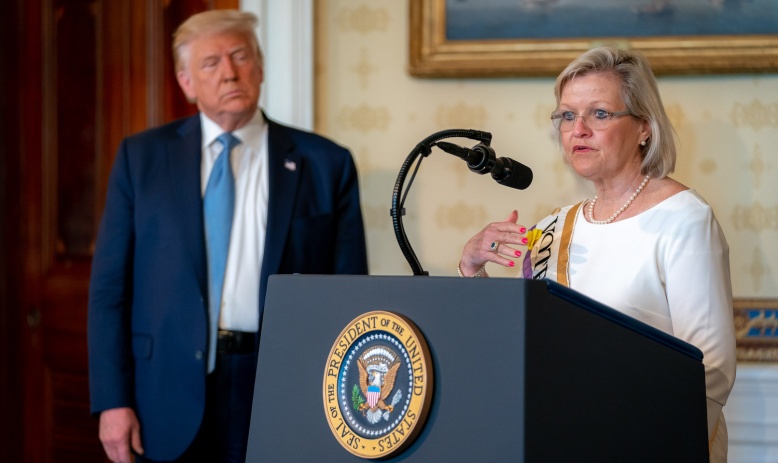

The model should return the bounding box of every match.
[588,175,650,225]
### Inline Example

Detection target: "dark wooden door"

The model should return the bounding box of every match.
[2,0,236,461]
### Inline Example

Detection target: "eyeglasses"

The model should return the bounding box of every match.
[550,109,632,132]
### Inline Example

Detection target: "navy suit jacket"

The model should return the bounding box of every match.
[87,114,368,460]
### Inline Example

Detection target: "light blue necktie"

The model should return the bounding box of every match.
[204,132,240,373]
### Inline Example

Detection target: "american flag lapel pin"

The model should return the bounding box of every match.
[284,159,297,171]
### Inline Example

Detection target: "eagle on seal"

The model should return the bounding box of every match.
[357,357,400,417]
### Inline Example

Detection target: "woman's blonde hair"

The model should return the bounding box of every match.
[554,46,677,178]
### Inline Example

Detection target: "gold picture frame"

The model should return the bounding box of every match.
[734,298,778,363]
[409,0,778,77]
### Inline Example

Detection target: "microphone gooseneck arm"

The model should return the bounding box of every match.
[391,129,492,276]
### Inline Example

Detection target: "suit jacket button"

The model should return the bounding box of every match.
[195,350,203,360]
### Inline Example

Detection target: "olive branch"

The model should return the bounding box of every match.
[351,384,365,411]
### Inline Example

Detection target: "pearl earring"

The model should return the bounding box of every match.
[640,140,646,146]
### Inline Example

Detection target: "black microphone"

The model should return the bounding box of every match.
[436,141,533,190]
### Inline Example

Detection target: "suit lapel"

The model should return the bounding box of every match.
[165,115,302,310]
[261,119,301,283]
[168,115,208,298]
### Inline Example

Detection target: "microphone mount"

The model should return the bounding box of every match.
[435,141,533,190]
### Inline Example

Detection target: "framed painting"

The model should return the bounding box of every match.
[734,298,778,363]
[409,0,778,77]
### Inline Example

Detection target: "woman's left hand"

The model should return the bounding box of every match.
[459,210,528,276]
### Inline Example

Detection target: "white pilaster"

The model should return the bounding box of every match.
[241,0,314,130]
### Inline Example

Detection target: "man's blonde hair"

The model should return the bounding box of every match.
[173,9,263,73]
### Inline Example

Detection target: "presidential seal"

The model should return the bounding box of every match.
[323,311,433,459]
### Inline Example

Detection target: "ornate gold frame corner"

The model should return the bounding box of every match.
[734,298,778,363]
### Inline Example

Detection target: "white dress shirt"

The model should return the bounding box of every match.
[200,109,269,333]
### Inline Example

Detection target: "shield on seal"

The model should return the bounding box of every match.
[367,384,380,408]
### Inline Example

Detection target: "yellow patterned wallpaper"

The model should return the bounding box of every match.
[315,0,778,298]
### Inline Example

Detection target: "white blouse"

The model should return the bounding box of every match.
[568,189,736,462]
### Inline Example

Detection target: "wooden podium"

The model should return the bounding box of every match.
[246,275,709,462]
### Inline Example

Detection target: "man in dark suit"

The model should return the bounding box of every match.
[87,9,367,463]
